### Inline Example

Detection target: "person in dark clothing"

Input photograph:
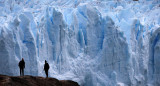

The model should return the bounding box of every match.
[18,58,25,76]
[44,60,50,78]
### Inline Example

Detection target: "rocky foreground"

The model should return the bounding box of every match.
[0,75,80,86]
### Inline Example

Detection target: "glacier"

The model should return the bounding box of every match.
[0,0,160,86]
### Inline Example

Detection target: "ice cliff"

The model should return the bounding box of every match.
[0,0,160,86]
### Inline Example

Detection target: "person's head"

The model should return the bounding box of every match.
[45,60,47,63]
[22,58,24,61]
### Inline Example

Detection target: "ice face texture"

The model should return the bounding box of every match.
[0,0,160,86]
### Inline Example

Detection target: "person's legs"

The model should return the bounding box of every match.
[22,68,24,76]
[20,68,22,76]
[45,70,48,78]
[45,70,46,77]
[46,70,48,77]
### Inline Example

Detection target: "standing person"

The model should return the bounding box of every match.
[44,60,50,78]
[18,58,25,76]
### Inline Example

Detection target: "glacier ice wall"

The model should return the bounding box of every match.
[0,0,160,86]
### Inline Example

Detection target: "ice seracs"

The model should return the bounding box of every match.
[0,0,160,86]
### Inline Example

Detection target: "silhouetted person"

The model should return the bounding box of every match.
[44,60,50,78]
[18,58,25,76]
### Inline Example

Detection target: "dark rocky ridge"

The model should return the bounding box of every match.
[0,74,79,86]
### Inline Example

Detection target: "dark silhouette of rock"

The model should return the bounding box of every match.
[60,80,80,86]
[0,74,80,86]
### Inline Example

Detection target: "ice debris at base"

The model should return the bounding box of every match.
[0,0,160,86]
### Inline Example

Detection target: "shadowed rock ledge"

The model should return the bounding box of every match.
[0,74,80,86]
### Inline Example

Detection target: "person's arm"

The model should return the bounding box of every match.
[48,64,50,69]
[24,62,25,68]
